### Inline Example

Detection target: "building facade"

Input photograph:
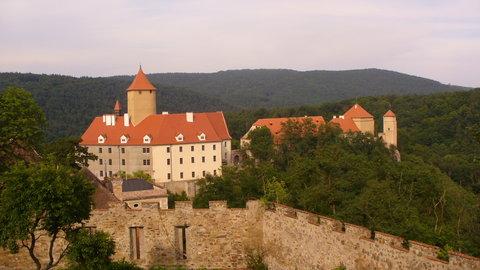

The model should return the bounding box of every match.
[81,67,231,185]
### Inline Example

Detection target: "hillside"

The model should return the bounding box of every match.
[140,68,466,108]
[0,69,468,138]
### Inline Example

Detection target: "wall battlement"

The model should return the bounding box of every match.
[0,200,479,269]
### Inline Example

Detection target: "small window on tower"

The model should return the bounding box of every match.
[175,134,184,142]
[167,147,170,153]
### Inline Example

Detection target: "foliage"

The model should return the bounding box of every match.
[247,126,274,161]
[333,264,347,270]
[437,244,451,262]
[117,170,153,182]
[246,249,268,270]
[67,229,115,270]
[108,260,143,270]
[0,86,45,172]
[168,191,189,209]
[0,162,95,270]
[44,136,97,169]
[194,119,480,256]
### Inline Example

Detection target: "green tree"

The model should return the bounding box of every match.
[0,162,94,270]
[67,229,115,270]
[247,126,274,162]
[44,136,97,169]
[0,86,45,172]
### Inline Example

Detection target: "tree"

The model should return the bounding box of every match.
[0,162,94,270]
[67,229,115,270]
[0,86,45,172]
[247,127,274,162]
[44,136,97,169]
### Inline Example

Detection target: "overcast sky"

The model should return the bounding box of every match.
[1,0,479,86]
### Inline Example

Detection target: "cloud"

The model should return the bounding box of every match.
[0,0,478,86]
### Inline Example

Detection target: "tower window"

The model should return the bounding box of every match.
[179,158,183,164]
[179,146,183,152]
[191,157,194,163]
[167,173,171,180]
[192,172,195,178]
[108,148,112,153]
[167,159,171,165]
[191,146,194,151]
[108,159,112,165]
[99,147,103,153]
[99,159,103,165]
[213,156,216,162]
[201,145,205,151]
[202,171,206,177]
[213,145,216,150]
[121,148,125,154]
[122,159,126,166]
[167,147,170,153]
[180,172,183,179]
[202,156,205,163]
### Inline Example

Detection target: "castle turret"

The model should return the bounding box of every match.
[382,110,397,147]
[127,67,157,125]
[113,100,121,116]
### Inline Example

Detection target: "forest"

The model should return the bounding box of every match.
[0,69,465,139]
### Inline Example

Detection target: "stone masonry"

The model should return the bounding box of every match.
[1,201,479,269]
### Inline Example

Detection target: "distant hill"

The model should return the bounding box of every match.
[0,69,467,138]
[139,68,467,108]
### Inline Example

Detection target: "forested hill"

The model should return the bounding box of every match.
[135,68,466,108]
[0,69,468,138]
[0,73,233,138]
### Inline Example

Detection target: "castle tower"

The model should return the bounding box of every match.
[127,67,157,125]
[343,104,375,134]
[113,100,121,116]
[382,110,397,147]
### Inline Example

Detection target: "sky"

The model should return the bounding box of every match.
[1,0,479,86]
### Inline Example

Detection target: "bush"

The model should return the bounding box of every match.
[246,249,268,270]
[67,229,115,270]
[333,264,347,270]
[437,244,451,262]
[108,260,143,270]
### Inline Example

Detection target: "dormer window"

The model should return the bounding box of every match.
[175,133,184,142]
[197,133,206,141]
[98,135,106,144]
[143,135,151,144]
[120,135,129,144]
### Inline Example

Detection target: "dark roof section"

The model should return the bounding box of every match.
[80,168,121,209]
[122,178,154,192]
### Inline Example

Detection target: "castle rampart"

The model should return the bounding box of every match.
[1,201,479,269]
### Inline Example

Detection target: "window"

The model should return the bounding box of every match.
[99,147,103,153]
[99,159,103,165]
[121,148,125,154]
[213,170,217,176]
[167,147,170,153]
[98,135,106,144]
[142,148,150,154]
[191,157,194,163]
[100,171,104,177]
[202,171,206,177]
[108,148,112,153]
[202,156,205,163]
[108,159,112,165]
[179,158,183,164]
[198,133,206,141]
[201,145,205,151]
[213,156,216,162]
[120,135,128,144]
[192,172,195,178]
[179,146,183,152]
[224,141,227,147]
[143,135,151,144]
[180,172,184,179]
[191,146,194,151]
[167,173,171,180]
[143,160,150,166]
[213,144,216,150]
[122,159,125,166]
[167,159,170,165]
[129,227,143,260]
[109,171,112,177]
[175,134,184,142]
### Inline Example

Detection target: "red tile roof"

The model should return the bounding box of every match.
[343,104,373,118]
[127,67,157,91]
[384,110,396,117]
[330,117,360,132]
[251,116,325,141]
[80,112,231,146]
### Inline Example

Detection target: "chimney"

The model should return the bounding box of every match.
[333,115,337,119]
[162,111,169,115]
[103,115,106,123]
[124,113,130,127]
[186,112,194,122]
[339,115,345,119]
[105,114,112,126]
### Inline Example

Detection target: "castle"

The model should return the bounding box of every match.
[80,67,232,188]
[240,103,398,149]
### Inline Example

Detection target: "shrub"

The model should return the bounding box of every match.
[333,264,347,270]
[67,229,115,270]
[246,249,268,270]
[437,244,451,262]
[109,260,144,270]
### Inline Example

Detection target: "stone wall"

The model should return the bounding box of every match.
[1,201,479,270]
[262,203,480,270]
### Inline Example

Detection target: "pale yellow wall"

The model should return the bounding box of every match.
[127,90,156,125]
[352,117,375,134]
[151,142,224,184]
[383,116,397,147]
[221,140,232,164]
[87,145,153,180]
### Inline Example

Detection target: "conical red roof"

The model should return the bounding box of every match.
[114,100,121,111]
[343,104,373,118]
[127,67,157,91]
[384,110,396,117]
